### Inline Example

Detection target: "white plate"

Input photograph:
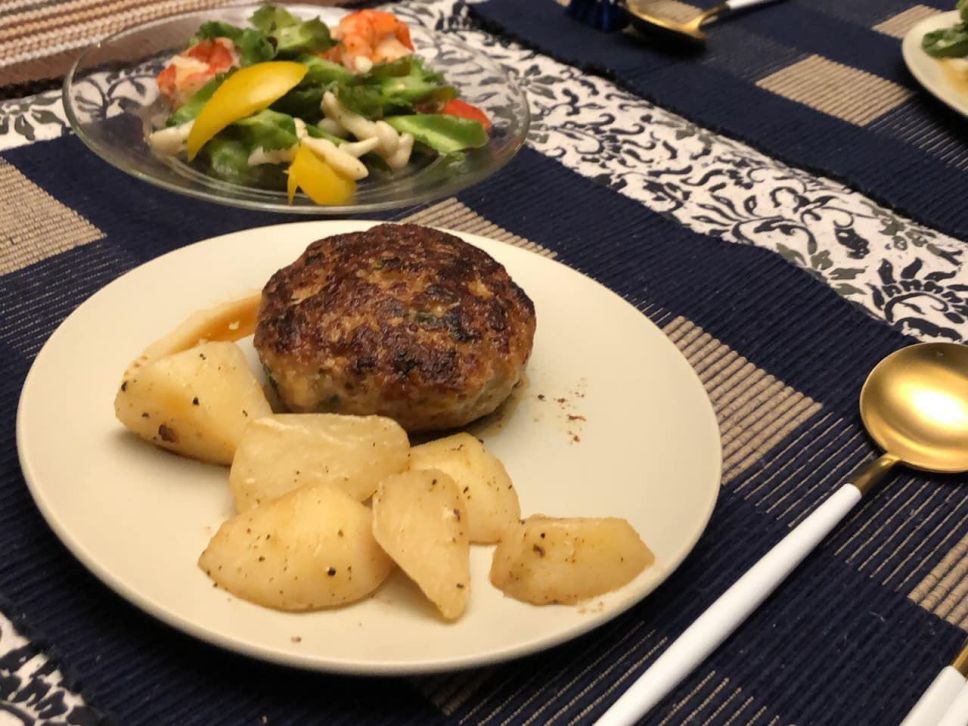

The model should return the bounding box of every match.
[903,10,968,117]
[17,221,721,675]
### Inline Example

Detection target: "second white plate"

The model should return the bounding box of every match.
[903,11,968,117]
[17,221,721,675]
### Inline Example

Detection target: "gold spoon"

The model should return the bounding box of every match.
[597,343,968,726]
[626,0,782,44]
[861,343,968,475]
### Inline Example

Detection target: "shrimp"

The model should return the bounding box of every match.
[325,10,414,73]
[157,37,239,108]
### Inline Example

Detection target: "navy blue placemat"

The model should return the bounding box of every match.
[2,134,967,724]
[470,0,968,243]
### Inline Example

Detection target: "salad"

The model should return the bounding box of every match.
[922,0,968,58]
[148,5,492,205]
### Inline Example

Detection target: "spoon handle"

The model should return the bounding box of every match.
[903,639,968,726]
[724,0,784,11]
[595,484,863,726]
[902,667,966,726]
[938,682,968,726]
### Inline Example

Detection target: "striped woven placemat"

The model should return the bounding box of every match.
[2,1,967,722]
[470,0,968,244]
[1,131,965,724]
[0,0,345,92]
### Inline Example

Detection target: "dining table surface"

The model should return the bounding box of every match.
[1,0,967,724]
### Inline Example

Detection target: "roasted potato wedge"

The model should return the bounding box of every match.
[372,470,470,620]
[123,293,261,380]
[490,515,654,605]
[114,341,271,465]
[408,433,520,544]
[199,482,393,610]
[230,414,410,510]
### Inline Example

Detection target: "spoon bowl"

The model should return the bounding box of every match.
[860,343,968,473]
[626,0,718,43]
[624,0,782,45]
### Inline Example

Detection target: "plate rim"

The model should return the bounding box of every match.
[902,10,968,118]
[16,220,721,675]
[61,4,530,215]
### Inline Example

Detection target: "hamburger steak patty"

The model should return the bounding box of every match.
[255,223,536,431]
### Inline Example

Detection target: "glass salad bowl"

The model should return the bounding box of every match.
[63,4,530,214]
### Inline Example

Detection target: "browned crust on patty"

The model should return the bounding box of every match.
[254,223,536,430]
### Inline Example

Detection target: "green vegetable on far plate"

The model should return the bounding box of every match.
[192,22,275,66]
[270,55,353,121]
[232,109,298,151]
[385,115,488,154]
[204,137,285,186]
[923,0,968,57]
[923,24,968,58]
[249,5,335,57]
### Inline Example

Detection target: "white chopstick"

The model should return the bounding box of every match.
[594,484,864,726]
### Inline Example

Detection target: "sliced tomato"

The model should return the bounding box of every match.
[440,99,491,132]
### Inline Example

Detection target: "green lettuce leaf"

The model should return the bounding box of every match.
[271,85,325,122]
[250,5,300,32]
[203,137,285,187]
[236,29,276,65]
[165,74,225,126]
[275,18,334,56]
[231,109,298,151]
[922,22,968,57]
[249,4,334,57]
[191,21,274,65]
[384,114,487,153]
[301,55,353,84]
[336,84,385,119]
[192,21,245,43]
[270,55,353,121]
[332,57,455,119]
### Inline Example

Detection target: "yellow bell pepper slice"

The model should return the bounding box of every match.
[286,145,356,205]
[186,61,307,160]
